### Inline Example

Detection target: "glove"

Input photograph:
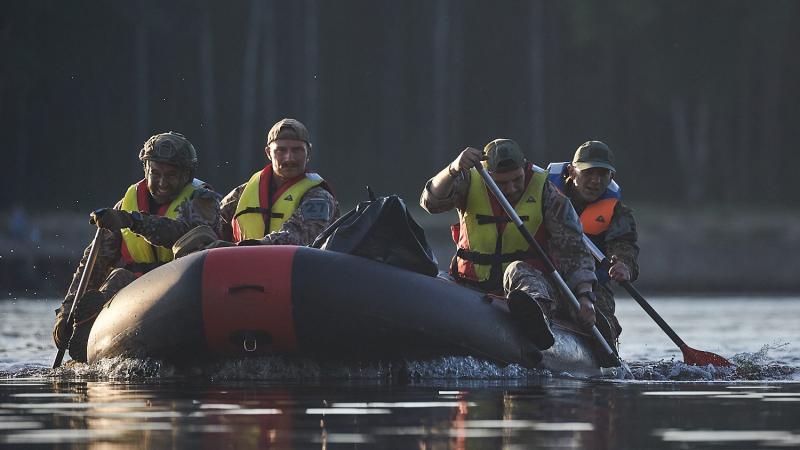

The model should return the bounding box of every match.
[90,208,133,231]
[53,294,75,350]
[237,239,263,246]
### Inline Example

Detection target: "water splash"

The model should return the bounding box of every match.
[403,356,549,379]
[3,349,796,382]
[627,344,797,381]
[730,343,797,380]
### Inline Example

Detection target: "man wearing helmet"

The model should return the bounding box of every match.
[52,132,221,362]
[218,118,339,245]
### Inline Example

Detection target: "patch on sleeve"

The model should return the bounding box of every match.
[301,198,331,221]
[562,203,583,233]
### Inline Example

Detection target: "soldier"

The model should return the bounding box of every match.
[218,118,339,245]
[52,132,221,362]
[546,141,639,342]
[420,139,597,350]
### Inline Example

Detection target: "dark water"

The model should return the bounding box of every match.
[2,297,799,449]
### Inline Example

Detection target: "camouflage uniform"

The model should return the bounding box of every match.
[420,169,597,317]
[53,186,221,357]
[219,183,340,245]
[566,185,639,337]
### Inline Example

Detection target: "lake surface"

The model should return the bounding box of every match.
[1,296,799,449]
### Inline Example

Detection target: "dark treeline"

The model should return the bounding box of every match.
[2,0,799,211]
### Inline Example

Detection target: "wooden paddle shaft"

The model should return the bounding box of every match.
[53,228,102,368]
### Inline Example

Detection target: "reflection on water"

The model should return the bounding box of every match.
[2,378,799,449]
[1,297,800,448]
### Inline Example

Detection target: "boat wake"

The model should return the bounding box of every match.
[629,344,797,381]
[1,346,796,382]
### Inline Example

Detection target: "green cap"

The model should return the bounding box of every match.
[572,141,615,172]
[267,118,310,145]
[139,131,198,172]
[483,139,526,173]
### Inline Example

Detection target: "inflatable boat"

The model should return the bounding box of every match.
[86,245,615,377]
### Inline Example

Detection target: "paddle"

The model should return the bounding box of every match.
[474,164,634,378]
[581,235,732,367]
[53,228,102,369]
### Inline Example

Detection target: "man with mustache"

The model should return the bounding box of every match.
[52,132,221,362]
[420,139,597,350]
[546,140,639,343]
[218,118,339,245]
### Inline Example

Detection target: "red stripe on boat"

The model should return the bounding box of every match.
[201,245,298,354]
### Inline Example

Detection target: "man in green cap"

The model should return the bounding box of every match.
[218,118,339,245]
[52,131,221,362]
[420,139,597,350]
[546,140,639,342]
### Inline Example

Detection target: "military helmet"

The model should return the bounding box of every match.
[139,132,198,172]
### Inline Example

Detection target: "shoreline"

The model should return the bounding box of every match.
[2,204,799,297]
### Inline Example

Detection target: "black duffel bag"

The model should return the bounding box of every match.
[311,194,439,277]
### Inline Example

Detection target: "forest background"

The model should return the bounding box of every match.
[2,0,799,294]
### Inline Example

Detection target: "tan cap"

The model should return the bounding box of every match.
[483,139,526,173]
[266,118,310,145]
[172,225,219,259]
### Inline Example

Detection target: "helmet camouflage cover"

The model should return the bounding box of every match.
[139,131,198,172]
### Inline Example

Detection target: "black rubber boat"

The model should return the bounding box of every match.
[86,245,614,377]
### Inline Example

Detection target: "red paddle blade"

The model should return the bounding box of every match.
[681,345,733,367]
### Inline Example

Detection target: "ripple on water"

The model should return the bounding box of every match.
[2,346,797,382]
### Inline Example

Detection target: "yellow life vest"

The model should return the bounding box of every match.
[454,166,547,286]
[120,179,206,264]
[232,165,325,242]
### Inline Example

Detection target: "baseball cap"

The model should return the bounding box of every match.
[267,118,310,145]
[483,139,526,173]
[572,141,615,172]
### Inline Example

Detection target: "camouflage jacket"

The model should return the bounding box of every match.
[420,170,597,290]
[65,186,221,298]
[573,197,640,284]
[219,184,340,245]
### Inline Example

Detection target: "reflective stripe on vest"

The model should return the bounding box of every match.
[120,178,206,264]
[232,164,324,242]
[455,165,547,284]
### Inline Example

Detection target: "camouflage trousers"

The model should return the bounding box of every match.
[595,283,622,338]
[53,268,137,362]
[502,261,621,339]
[98,268,137,298]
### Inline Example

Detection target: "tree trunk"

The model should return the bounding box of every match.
[757,38,782,199]
[199,10,219,180]
[431,0,450,167]
[304,0,320,154]
[381,3,406,173]
[238,0,264,179]
[260,0,276,148]
[447,1,464,157]
[16,93,29,204]
[734,35,755,203]
[135,24,149,180]
[671,97,711,203]
[528,0,546,159]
